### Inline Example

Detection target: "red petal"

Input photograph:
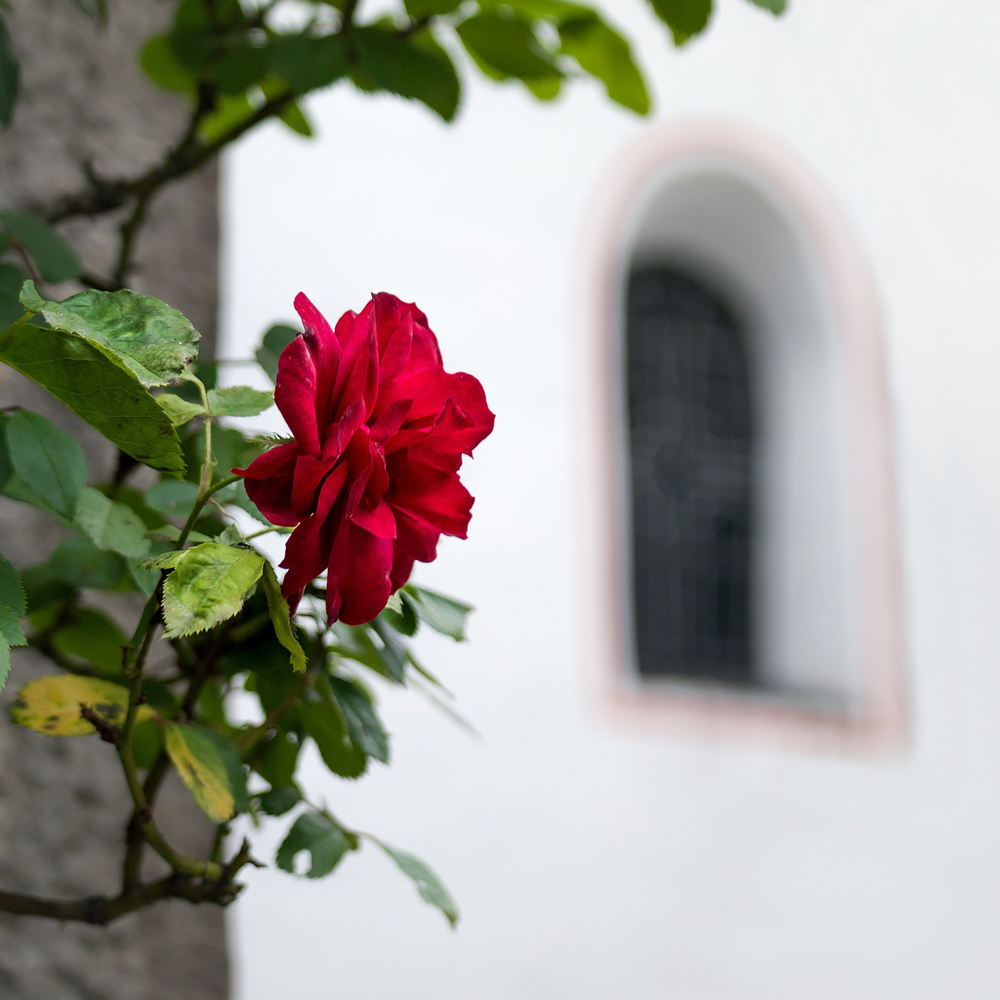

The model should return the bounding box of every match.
[235,442,302,526]
[389,548,416,592]
[290,452,337,512]
[388,459,473,538]
[332,315,376,425]
[327,525,394,625]
[274,335,322,456]
[393,509,440,562]
[350,500,396,539]
[369,398,412,445]
[377,308,413,383]
[294,293,343,430]
[278,462,348,598]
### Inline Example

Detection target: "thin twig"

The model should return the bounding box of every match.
[0,873,241,926]
[9,238,41,284]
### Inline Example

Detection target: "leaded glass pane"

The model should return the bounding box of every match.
[626,268,754,684]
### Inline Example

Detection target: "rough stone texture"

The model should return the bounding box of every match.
[0,1,228,997]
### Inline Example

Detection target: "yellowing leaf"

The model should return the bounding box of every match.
[164,721,235,822]
[11,674,145,736]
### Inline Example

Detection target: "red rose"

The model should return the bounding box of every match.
[235,292,494,626]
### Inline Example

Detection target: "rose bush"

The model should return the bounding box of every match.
[236,292,494,625]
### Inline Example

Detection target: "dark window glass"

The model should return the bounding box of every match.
[626,268,754,685]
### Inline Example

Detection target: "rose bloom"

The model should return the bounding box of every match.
[235,292,494,625]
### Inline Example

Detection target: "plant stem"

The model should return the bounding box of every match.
[116,582,223,882]
[0,873,241,926]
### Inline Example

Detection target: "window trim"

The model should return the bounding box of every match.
[575,119,907,754]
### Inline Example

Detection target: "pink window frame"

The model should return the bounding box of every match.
[575,119,908,755]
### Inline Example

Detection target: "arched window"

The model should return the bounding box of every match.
[580,121,906,751]
[627,268,753,684]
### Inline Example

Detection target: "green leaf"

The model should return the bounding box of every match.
[0,552,26,651]
[0,635,10,694]
[0,15,18,128]
[131,716,164,770]
[404,584,472,641]
[0,603,24,648]
[197,90,255,144]
[477,0,594,21]
[207,385,274,418]
[260,562,308,671]
[30,536,127,593]
[300,676,367,778]
[559,15,650,114]
[3,409,86,518]
[276,811,354,878]
[0,212,80,283]
[456,12,562,80]
[0,551,26,619]
[220,478,273,526]
[647,0,713,45]
[0,315,186,475]
[215,42,269,95]
[353,28,460,122]
[329,676,390,765]
[164,721,237,821]
[161,543,265,638]
[202,726,250,814]
[379,590,418,637]
[277,99,313,138]
[139,34,197,94]
[745,0,786,11]
[0,262,25,328]
[404,0,462,14]
[330,620,407,684]
[145,479,200,521]
[74,487,151,559]
[366,619,409,683]
[20,282,200,387]
[50,607,127,675]
[97,484,168,530]
[147,526,215,547]
[11,673,138,736]
[157,392,205,427]
[254,727,299,788]
[377,840,459,927]
[523,75,562,101]
[216,522,244,547]
[259,784,301,817]
[255,324,298,382]
[269,34,348,96]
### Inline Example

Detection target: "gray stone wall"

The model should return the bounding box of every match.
[0,1,229,996]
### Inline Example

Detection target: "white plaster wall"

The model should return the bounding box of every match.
[222,1,1000,996]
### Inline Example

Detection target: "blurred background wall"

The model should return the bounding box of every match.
[0,1,228,996]
[223,2,1000,998]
